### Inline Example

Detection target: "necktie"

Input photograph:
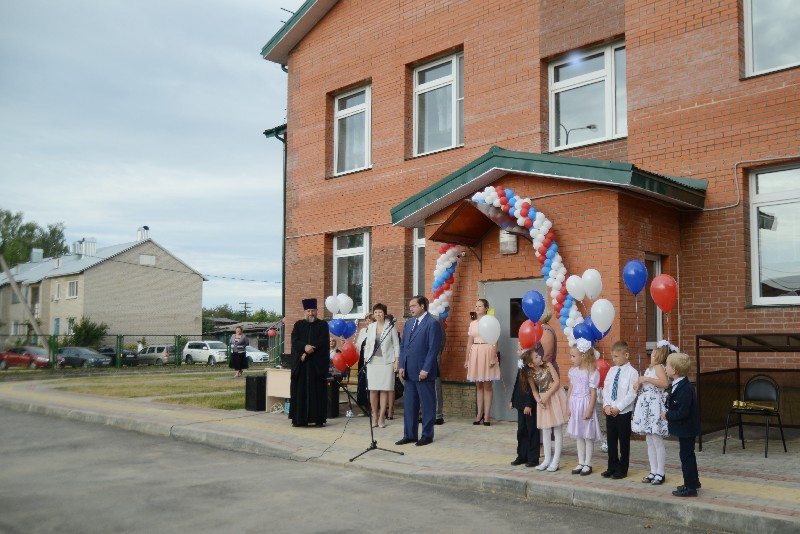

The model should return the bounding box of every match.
[611,368,620,401]
[411,318,419,334]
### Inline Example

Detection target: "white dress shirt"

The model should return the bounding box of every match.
[602,362,640,414]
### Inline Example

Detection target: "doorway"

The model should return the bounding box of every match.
[484,278,547,422]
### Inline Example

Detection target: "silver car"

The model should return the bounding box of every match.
[137,344,177,366]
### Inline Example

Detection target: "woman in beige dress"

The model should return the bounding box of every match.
[464,299,500,425]
[363,303,400,428]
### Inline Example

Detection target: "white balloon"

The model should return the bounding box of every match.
[582,269,603,300]
[591,298,616,332]
[534,250,540,258]
[535,211,545,222]
[563,326,573,338]
[556,273,566,283]
[569,307,580,319]
[336,293,354,314]
[566,275,586,300]
[566,318,575,328]
[550,289,560,298]
[552,280,562,291]
[324,295,339,314]
[551,298,558,306]
[492,198,502,207]
[478,315,502,344]
[559,266,567,275]
[533,220,542,229]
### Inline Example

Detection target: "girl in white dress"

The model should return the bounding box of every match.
[632,340,673,485]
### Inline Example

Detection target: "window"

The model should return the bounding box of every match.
[332,232,370,317]
[67,280,78,298]
[645,255,663,351]
[414,53,464,156]
[744,0,800,76]
[750,165,800,305]
[413,228,426,296]
[53,318,60,336]
[333,86,371,175]
[139,254,156,266]
[66,317,76,336]
[53,282,60,301]
[549,42,626,150]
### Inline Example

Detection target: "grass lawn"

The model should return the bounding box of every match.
[160,391,246,410]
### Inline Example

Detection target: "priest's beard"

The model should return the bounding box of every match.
[305,317,315,323]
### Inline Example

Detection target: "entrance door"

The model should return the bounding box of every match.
[484,278,548,422]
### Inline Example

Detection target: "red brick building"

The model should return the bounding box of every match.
[262,0,800,422]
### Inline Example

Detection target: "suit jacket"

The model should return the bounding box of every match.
[363,320,400,364]
[511,370,535,410]
[399,313,442,382]
[665,378,700,438]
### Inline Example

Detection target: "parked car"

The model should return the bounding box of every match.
[57,347,112,368]
[182,341,228,366]
[0,346,50,370]
[245,345,269,364]
[96,347,138,366]
[137,344,177,366]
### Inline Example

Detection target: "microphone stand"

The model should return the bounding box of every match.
[345,318,403,462]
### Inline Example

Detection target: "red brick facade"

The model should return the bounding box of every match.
[272,0,800,391]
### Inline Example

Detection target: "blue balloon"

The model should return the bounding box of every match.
[509,207,516,217]
[328,318,346,337]
[560,306,570,317]
[572,322,595,345]
[505,189,514,199]
[622,259,648,296]
[529,207,537,218]
[541,267,551,277]
[550,243,558,252]
[546,249,555,259]
[544,259,552,267]
[521,290,545,322]
[342,320,357,339]
[583,315,603,341]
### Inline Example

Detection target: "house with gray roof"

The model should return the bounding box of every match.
[0,229,204,342]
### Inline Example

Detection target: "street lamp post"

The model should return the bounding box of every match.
[559,123,597,146]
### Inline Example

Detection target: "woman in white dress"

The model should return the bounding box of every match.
[363,303,400,428]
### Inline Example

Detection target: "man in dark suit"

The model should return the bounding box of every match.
[661,352,701,497]
[396,295,442,446]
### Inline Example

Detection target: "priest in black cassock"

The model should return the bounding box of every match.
[289,298,330,427]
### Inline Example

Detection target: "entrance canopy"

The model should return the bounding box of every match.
[391,146,707,228]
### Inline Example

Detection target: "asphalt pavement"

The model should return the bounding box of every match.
[0,376,798,533]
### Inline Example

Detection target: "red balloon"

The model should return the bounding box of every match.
[650,274,678,313]
[497,188,506,197]
[501,204,510,213]
[537,246,547,256]
[448,274,455,283]
[518,320,544,349]
[596,357,610,386]
[554,303,563,314]
[520,208,529,217]
[443,282,451,290]
[332,352,346,372]
[267,328,277,337]
[546,231,554,240]
[556,293,566,304]
[543,238,552,248]
[499,196,508,205]
[341,341,359,367]
[522,202,530,210]
[524,219,533,228]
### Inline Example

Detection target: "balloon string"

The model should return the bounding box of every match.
[635,295,641,373]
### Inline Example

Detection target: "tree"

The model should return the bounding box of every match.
[68,317,109,348]
[0,208,68,266]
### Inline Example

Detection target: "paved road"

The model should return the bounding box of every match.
[0,409,719,534]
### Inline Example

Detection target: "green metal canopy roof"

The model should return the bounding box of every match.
[391,146,707,227]
[261,0,339,64]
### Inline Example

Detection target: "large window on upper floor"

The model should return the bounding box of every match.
[549,42,626,151]
[744,0,800,77]
[414,53,464,156]
[333,232,370,317]
[750,165,800,305]
[334,86,371,175]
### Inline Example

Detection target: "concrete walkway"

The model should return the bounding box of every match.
[1,378,798,533]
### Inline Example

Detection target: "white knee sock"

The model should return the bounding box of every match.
[542,428,552,465]
[551,426,563,466]
[646,435,657,474]
[584,438,594,466]
[653,434,666,475]
[576,437,586,466]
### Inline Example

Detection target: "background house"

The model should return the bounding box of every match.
[262,0,800,420]
[0,228,204,344]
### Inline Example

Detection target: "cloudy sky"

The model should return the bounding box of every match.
[1,0,304,314]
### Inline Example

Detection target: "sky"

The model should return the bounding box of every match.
[0,0,305,314]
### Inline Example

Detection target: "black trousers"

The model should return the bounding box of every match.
[679,435,700,489]
[516,409,540,464]
[606,411,632,474]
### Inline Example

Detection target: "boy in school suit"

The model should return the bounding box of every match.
[661,352,701,497]
[601,341,639,479]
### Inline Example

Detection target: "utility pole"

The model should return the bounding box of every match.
[239,302,251,321]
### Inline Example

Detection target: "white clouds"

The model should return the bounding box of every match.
[0,0,303,313]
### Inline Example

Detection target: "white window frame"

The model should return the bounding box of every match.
[332,232,370,319]
[644,255,663,352]
[333,85,372,176]
[53,282,60,301]
[413,52,464,156]
[67,280,78,299]
[744,0,800,77]
[548,41,626,151]
[749,164,800,305]
[66,317,76,336]
[412,228,426,297]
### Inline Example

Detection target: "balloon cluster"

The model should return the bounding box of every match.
[429,243,463,328]
[471,185,589,344]
[325,293,358,340]
[564,270,615,347]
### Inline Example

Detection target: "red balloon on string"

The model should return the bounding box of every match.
[596,357,610,386]
[332,352,346,372]
[518,320,543,349]
[341,341,359,367]
[650,274,678,313]
[267,328,277,337]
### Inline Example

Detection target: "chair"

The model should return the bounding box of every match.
[723,374,787,458]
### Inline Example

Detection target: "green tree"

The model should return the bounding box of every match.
[250,308,281,323]
[68,317,109,348]
[0,208,68,266]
